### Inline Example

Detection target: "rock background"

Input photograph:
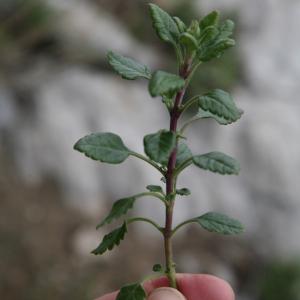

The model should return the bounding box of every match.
[1,0,299,299]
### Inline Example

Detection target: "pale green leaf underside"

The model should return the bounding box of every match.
[193,151,240,175]
[92,222,127,255]
[97,197,136,228]
[107,51,151,80]
[176,143,193,166]
[74,132,130,164]
[144,130,176,165]
[116,283,146,300]
[149,70,185,97]
[195,212,244,235]
[149,3,180,46]
[198,89,243,124]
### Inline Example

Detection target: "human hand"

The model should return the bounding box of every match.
[95,274,235,300]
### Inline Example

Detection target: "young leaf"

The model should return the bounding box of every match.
[152,263,163,272]
[116,283,146,300]
[97,197,136,228]
[149,3,180,46]
[199,11,220,30]
[107,51,152,80]
[146,185,163,193]
[74,133,131,164]
[195,212,244,235]
[198,89,243,124]
[149,71,185,97]
[197,18,235,62]
[144,130,176,165]
[176,143,193,166]
[92,222,127,255]
[193,152,240,175]
[173,16,186,33]
[176,188,191,196]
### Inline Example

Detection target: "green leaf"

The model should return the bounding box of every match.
[179,32,198,50]
[196,108,229,125]
[107,51,151,80]
[74,132,130,164]
[176,143,193,166]
[152,263,163,272]
[197,17,235,62]
[195,212,244,235]
[149,71,185,97]
[97,197,136,228]
[116,283,146,300]
[173,16,186,33]
[149,3,180,46]
[199,11,220,30]
[92,222,127,255]
[144,130,176,165]
[146,185,163,193]
[198,89,243,124]
[193,152,240,175]
[176,188,191,196]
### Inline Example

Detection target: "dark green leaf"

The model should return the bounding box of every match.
[176,188,191,196]
[197,17,235,62]
[199,11,220,30]
[146,185,163,193]
[195,212,244,235]
[152,264,163,272]
[116,283,146,300]
[173,16,186,33]
[179,32,198,50]
[193,152,240,175]
[149,3,180,46]
[196,108,229,125]
[149,71,185,97]
[107,51,151,80]
[198,89,243,124]
[92,222,127,255]
[97,197,136,228]
[74,133,131,164]
[176,143,193,166]
[144,130,176,165]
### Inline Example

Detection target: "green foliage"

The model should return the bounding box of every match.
[176,143,193,166]
[176,188,191,196]
[92,222,127,255]
[74,2,244,293]
[195,212,244,235]
[144,130,176,165]
[198,89,243,125]
[193,152,240,175]
[146,185,163,193]
[97,197,136,228]
[152,263,163,272]
[149,3,180,47]
[107,51,152,80]
[149,71,185,97]
[74,133,130,164]
[116,283,146,300]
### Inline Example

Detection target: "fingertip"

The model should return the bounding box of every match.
[148,287,186,300]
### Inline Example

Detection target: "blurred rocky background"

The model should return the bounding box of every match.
[1,0,300,299]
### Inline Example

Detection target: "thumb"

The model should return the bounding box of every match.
[148,287,186,300]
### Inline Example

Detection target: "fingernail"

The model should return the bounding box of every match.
[148,287,186,300]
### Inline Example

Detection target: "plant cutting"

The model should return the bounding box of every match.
[74,3,244,299]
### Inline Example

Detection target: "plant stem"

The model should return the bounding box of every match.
[164,60,192,289]
[127,217,163,233]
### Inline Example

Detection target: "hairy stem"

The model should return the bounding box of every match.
[164,60,192,288]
